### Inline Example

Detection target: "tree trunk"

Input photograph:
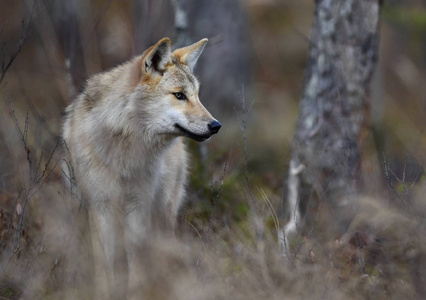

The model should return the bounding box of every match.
[281,0,381,252]
[172,0,253,117]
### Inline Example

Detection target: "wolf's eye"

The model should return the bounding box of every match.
[173,92,187,101]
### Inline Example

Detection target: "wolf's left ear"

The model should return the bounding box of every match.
[172,38,208,71]
[143,37,171,74]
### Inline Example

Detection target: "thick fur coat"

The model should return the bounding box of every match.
[63,38,220,298]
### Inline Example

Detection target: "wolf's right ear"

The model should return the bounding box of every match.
[142,38,171,75]
[172,38,208,71]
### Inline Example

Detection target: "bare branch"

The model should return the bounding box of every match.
[204,156,229,241]
[235,87,257,212]
[382,153,408,209]
[8,96,33,170]
[35,140,60,184]
[0,0,38,85]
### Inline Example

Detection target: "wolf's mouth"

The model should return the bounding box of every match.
[174,124,211,142]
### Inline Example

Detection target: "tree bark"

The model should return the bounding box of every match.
[171,0,253,117]
[281,0,381,252]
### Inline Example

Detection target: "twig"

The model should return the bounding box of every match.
[235,87,257,211]
[35,140,60,185]
[3,106,61,269]
[182,218,203,241]
[17,76,59,138]
[209,158,228,208]
[292,27,316,49]
[382,153,408,210]
[0,0,37,85]
[204,157,228,241]
[28,152,60,200]
[258,187,280,234]
[34,150,43,181]
[8,97,33,171]
[14,188,29,252]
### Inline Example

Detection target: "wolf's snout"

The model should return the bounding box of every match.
[208,120,222,134]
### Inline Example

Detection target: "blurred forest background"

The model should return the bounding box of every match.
[0,0,425,299]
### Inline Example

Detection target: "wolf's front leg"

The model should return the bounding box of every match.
[89,204,128,299]
[124,203,152,299]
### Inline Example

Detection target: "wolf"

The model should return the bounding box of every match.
[62,37,221,298]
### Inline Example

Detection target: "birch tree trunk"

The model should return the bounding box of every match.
[281,0,381,252]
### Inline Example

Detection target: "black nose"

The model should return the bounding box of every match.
[208,120,222,134]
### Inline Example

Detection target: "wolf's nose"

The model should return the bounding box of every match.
[208,120,222,134]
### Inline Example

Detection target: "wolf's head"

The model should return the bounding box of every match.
[134,37,221,142]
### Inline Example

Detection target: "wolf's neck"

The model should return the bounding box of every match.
[102,126,177,179]
[90,79,178,177]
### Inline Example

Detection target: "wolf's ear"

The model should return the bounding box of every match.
[172,38,208,71]
[143,37,171,74]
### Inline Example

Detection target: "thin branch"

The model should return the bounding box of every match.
[209,157,228,208]
[35,140,60,184]
[8,97,33,170]
[14,188,29,250]
[7,96,25,141]
[235,87,257,211]
[292,27,316,49]
[18,77,59,139]
[258,187,280,234]
[0,0,38,85]
[181,218,203,241]
[382,153,408,209]
[205,157,229,241]
[3,110,61,268]
[28,147,61,200]
[34,150,43,182]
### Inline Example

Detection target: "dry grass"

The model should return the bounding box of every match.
[0,105,425,299]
